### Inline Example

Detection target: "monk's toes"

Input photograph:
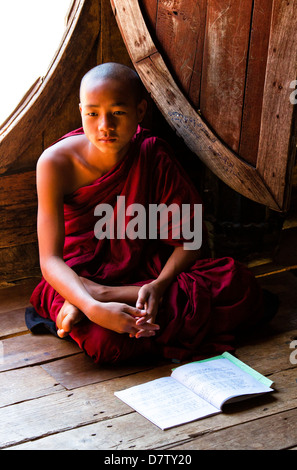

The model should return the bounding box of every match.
[57,327,69,338]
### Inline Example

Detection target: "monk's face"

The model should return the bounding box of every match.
[79,77,147,160]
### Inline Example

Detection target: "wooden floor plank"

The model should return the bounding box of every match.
[236,329,297,376]
[0,366,65,408]
[0,332,80,372]
[39,328,297,392]
[0,363,174,449]
[172,407,297,450]
[3,365,297,450]
[0,277,39,313]
[0,307,28,338]
[41,353,164,390]
[250,227,297,277]
[258,271,297,333]
[0,265,297,450]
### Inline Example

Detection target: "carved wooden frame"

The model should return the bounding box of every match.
[111,0,297,212]
[0,0,100,175]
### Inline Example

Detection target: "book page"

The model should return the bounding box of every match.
[194,352,273,387]
[171,358,273,410]
[115,376,220,430]
[221,352,274,387]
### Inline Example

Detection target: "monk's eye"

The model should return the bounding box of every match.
[87,112,98,117]
[113,111,126,116]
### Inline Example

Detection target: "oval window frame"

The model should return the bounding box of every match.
[0,0,99,174]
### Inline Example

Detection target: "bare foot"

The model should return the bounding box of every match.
[56,300,85,338]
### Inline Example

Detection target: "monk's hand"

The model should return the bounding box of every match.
[134,281,163,338]
[91,301,159,337]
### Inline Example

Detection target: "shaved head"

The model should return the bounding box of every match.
[80,63,145,104]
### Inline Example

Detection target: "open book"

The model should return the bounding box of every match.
[114,352,274,430]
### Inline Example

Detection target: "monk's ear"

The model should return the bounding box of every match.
[137,99,147,123]
[79,103,82,115]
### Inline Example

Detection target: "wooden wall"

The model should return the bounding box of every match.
[139,0,294,169]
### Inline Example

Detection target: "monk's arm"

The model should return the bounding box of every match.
[154,245,200,291]
[79,277,141,305]
[136,245,200,322]
[36,153,99,312]
[36,152,154,335]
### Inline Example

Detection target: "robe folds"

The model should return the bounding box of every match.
[30,126,266,364]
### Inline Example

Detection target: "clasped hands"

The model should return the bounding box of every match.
[131,281,163,339]
[56,279,163,339]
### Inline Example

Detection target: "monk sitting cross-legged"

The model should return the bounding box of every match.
[29,62,269,364]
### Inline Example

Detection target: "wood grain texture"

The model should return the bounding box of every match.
[155,0,207,106]
[112,0,297,212]
[200,0,254,153]
[112,0,278,207]
[139,0,158,30]
[239,0,273,165]
[0,266,297,450]
[256,0,297,206]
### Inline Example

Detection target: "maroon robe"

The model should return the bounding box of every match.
[30,126,265,364]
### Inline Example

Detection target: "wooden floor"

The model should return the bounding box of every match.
[1,259,297,450]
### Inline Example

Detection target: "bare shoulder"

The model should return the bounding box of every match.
[37,134,87,195]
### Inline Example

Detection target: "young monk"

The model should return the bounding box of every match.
[29,62,269,364]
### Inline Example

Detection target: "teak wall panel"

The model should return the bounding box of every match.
[112,0,297,212]
[239,0,273,165]
[0,172,37,249]
[256,0,297,207]
[98,0,133,66]
[139,0,158,30]
[138,0,283,168]
[187,0,208,109]
[200,0,254,154]
[140,0,207,108]
[155,0,207,107]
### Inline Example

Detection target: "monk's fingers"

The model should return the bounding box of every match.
[135,328,157,339]
[135,317,160,337]
[119,304,159,338]
[136,284,151,309]
[122,304,146,318]
[136,285,162,319]
[137,304,158,326]
[129,327,140,338]
[135,312,153,324]
[128,317,159,338]
[135,315,159,329]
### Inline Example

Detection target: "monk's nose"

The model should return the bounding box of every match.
[98,114,115,131]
